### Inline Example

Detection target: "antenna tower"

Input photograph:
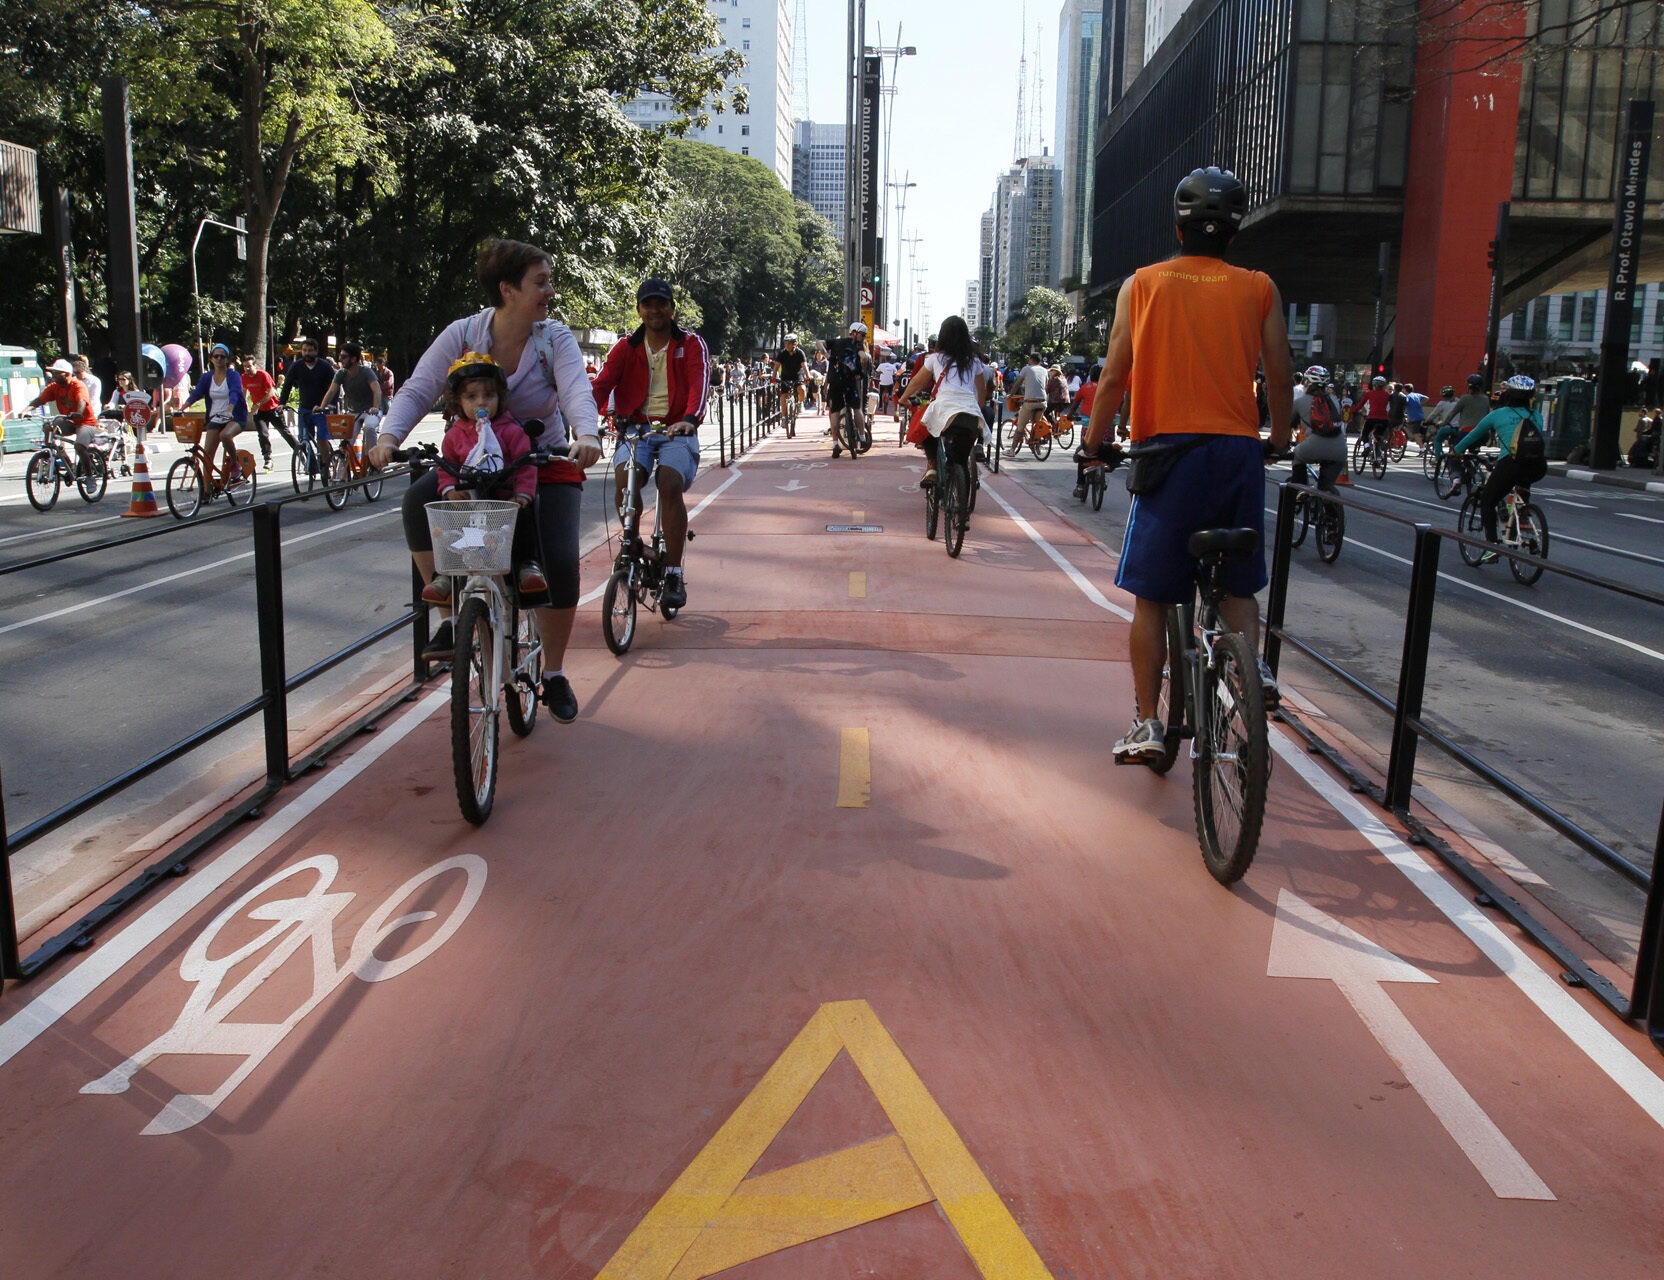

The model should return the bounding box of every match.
[1031,24,1046,153]
[792,0,811,121]
[1013,0,1028,161]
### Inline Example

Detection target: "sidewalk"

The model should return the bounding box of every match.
[3,421,1663,1278]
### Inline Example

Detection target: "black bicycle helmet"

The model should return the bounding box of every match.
[1467,373,1484,389]
[1174,166,1248,230]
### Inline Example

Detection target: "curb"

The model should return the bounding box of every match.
[1550,462,1664,493]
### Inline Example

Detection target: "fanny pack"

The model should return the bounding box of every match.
[1125,435,1211,496]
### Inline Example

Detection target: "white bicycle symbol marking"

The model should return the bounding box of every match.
[783,461,831,471]
[82,853,486,1135]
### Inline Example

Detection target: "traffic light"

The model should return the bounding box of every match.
[1486,239,1500,272]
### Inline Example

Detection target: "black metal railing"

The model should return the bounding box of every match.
[714,381,785,466]
[0,471,432,981]
[1263,480,1664,1055]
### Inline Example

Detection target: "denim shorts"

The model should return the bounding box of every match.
[1115,434,1268,605]
[615,432,699,489]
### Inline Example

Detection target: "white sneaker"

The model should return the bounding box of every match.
[1113,717,1166,762]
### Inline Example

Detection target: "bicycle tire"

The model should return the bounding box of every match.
[1433,454,1460,500]
[942,462,968,558]
[166,456,202,519]
[1390,433,1407,463]
[1148,610,1187,776]
[325,450,351,510]
[1351,435,1367,472]
[1091,471,1106,510]
[1192,630,1268,884]
[839,409,861,458]
[362,462,384,503]
[1457,493,1488,566]
[225,451,258,507]
[1508,503,1548,586]
[25,449,61,511]
[450,596,499,826]
[503,602,541,737]
[1315,500,1344,563]
[291,443,318,495]
[1030,432,1052,461]
[1370,439,1388,479]
[77,450,109,503]
[1055,420,1076,450]
[1421,442,1440,479]
[924,474,939,540]
[602,567,637,655]
[1290,494,1311,547]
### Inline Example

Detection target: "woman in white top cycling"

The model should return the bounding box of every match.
[895,314,989,488]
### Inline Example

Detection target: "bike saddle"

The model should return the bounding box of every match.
[1188,528,1259,561]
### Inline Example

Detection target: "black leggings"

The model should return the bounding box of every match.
[401,470,584,608]
[1477,455,1547,541]
[922,420,981,470]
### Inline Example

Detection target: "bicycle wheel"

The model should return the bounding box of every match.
[1148,610,1187,776]
[1433,455,1462,500]
[1421,442,1440,479]
[25,449,61,511]
[1457,493,1489,566]
[1351,435,1368,472]
[450,596,500,826]
[942,462,969,558]
[1508,503,1549,586]
[291,442,318,495]
[325,449,351,510]
[1290,494,1311,548]
[923,473,939,540]
[839,408,861,457]
[1054,419,1076,449]
[602,566,637,655]
[1029,431,1052,460]
[225,451,258,507]
[1192,630,1268,885]
[1389,430,1407,463]
[503,602,541,737]
[1315,500,1345,563]
[1370,438,1388,479]
[76,450,109,503]
[362,461,384,503]
[166,456,202,519]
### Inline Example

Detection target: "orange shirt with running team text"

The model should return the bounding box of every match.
[1123,255,1272,444]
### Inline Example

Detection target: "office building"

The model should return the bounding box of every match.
[791,120,845,226]
[1054,0,1103,294]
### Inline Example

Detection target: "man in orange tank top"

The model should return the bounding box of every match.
[1081,166,1293,762]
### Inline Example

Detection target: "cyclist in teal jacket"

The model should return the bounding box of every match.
[1452,373,1547,556]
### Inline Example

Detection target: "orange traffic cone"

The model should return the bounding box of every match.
[1336,467,1353,486]
[121,439,162,517]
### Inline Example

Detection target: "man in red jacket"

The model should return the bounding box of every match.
[592,278,710,611]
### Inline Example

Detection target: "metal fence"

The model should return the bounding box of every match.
[1263,480,1664,1056]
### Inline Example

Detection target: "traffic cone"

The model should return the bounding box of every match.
[1336,467,1353,485]
[121,439,162,517]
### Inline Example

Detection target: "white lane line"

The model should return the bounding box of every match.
[1543,497,1597,509]
[1619,513,1664,525]
[0,687,449,1069]
[1261,504,1664,664]
[0,509,397,638]
[1273,733,1664,1130]
[0,513,131,546]
[984,480,1133,620]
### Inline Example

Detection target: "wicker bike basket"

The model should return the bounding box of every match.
[426,500,519,575]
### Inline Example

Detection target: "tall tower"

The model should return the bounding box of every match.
[792,0,810,121]
[1013,0,1028,161]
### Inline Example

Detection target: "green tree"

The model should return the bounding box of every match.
[1019,285,1071,352]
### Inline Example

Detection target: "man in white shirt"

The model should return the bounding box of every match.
[876,356,898,415]
[72,354,103,414]
[1004,352,1048,457]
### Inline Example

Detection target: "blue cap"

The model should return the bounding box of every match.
[636,278,675,304]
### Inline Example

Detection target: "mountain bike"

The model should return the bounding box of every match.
[1458,481,1549,585]
[24,417,107,510]
[396,440,564,825]
[1434,448,1492,501]
[1120,527,1270,885]
[603,426,692,654]
[324,413,385,510]
[1288,460,1345,563]
[781,383,801,439]
[165,417,258,518]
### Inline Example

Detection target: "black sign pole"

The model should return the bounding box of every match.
[859,54,881,331]
[1592,98,1654,470]
[102,77,143,384]
[1482,201,1509,386]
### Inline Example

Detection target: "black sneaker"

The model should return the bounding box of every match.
[661,574,688,611]
[421,618,455,662]
[540,674,578,722]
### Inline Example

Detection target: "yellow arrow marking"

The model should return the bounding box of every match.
[836,728,870,808]
[848,571,867,598]
[852,509,864,522]
[598,1000,1052,1279]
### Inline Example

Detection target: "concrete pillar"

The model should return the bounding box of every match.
[1394,0,1526,390]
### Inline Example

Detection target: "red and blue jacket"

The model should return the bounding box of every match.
[592,324,710,427]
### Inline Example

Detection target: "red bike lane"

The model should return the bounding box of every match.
[2,425,1663,1279]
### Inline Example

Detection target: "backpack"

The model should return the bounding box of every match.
[1308,392,1342,437]
[827,338,864,388]
[1512,413,1545,460]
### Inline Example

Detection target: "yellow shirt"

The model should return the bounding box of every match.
[645,340,671,421]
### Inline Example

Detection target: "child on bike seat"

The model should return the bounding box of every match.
[421,352,548,605]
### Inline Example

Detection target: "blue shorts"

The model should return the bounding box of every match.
[297,409,329,444]
[615,431,699,489]
[1115,434,1268,605]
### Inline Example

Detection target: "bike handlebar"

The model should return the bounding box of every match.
[391,437,570,489]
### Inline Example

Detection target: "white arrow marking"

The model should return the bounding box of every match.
[777,478,808,491]
[1268,890,1553,1201]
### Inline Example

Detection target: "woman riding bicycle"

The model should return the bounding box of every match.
[368,238,602,723]
[181,343,250,488]
[896,314,987,489]
[1288,365,1347,489]
[1451,373,1547,561]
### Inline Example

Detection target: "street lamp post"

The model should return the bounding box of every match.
[866,30,916,329]
[887,177,916,331]
[190,214,248,372]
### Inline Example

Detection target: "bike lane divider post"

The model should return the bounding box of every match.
[253,502,290,790]
[1385,523,1440,813]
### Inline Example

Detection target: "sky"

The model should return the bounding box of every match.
[802,0,1055,341]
